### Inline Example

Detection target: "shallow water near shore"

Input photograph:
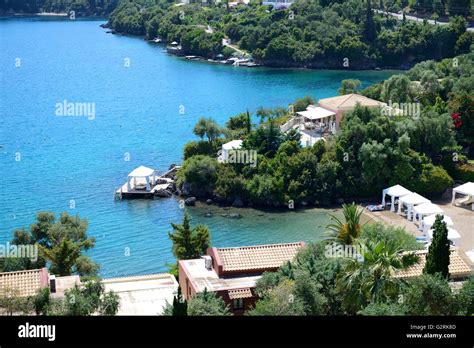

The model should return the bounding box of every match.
[0,18,396,277]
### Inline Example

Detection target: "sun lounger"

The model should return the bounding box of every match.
[457,195,474,205]
[367,204,384,212]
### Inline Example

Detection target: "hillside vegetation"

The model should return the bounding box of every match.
[108,0,473,68]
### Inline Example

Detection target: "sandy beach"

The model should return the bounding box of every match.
[362,197,474,268]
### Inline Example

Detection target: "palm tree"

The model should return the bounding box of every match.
[337,239,418,313]
[326,203,364,244]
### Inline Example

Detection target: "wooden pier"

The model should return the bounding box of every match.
[115,165,180,200]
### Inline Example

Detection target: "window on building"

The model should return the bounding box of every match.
[233,298,244,310]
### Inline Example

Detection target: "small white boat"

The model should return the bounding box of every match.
[232,58,249,66]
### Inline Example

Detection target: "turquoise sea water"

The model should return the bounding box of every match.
[0,18,396,277]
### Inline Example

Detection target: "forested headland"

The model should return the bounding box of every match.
[176,51,474,208]
[107,0,473,69]
[0,0,119,16]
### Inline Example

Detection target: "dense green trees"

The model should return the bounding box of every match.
[249,224,418,316]
[250,224,472,316]
[0,287,33,315]
[0,0,119,16]
[60,280,120,316]
[400,274,458,315]
[187,289,231,316]
[108,0,473,68]
[0,279,120,316]
[178,63,468,206]
[0,212,99,276]
[177,155,219,198]
[163,287,229,316]
[34,279,120,316]
[337,239,418,313]
[0,212,120,316]
[249,279,307,316]
[361,222,422,251]
[358,273,463,316]
[457,276,474,315]
[335,104,454,198]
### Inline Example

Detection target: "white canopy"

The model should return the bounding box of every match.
[413,202,443,215]
[397,192,430,219]
[453,182,474,195]
[422,214,454,233]
[452,182,474,211]
[382,184,412,212]
[428,227,461,242]
[297,106,335,120]
[413,202,444,230]
[128,166,155,178]
[127,166,156,191]
[466,249,474,263]
[399,192,430,205]
[423,214,454,227]
[222,140,243,150]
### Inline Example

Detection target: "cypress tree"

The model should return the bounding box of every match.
[172,286,188,316]
[364,0,376,42]
[246,110,251,134]
[423,214,450,278]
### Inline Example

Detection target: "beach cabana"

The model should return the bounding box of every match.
[422,214,454,233]
[297,106,335,122]
[220,140,243,162]
[296,106,336,133]
[381,184,412,212]
[127,166,156,191]
[412,202,444,230]
[452,182,474,211]
[397,192,430,220]
[466,249,474,264]
[428,227,461,244]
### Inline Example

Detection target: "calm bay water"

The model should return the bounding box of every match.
[0,18,396,277]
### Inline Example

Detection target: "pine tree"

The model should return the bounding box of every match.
[168,212,211,260]
[423,214,450,278]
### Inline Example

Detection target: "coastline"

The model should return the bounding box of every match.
[110,28,406,72]
[0,12,107,19]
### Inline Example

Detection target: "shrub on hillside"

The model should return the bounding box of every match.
[417,164,453,197]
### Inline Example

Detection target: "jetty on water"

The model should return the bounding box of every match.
[115,165,180,200]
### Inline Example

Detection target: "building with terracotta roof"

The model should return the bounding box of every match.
[179,242,304,314]
[0,268,49,297]
[318,93,387,127]
[0,267,81,301]
[395,248,472,280]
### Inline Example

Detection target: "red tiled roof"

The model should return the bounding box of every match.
[395,249,472,279]
[319,93,385,110]
[0,268,48,297]
[216,242,304,272]
[228,288,253,299]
